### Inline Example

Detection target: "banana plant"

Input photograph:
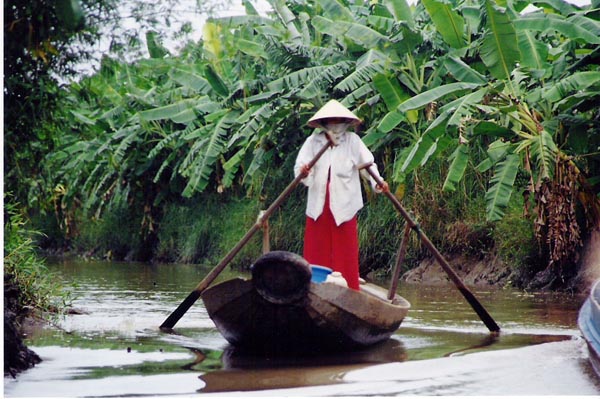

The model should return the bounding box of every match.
[390,0,600,267]
[46,0,599,270]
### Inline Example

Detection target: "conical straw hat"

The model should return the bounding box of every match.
[307,99,361,128]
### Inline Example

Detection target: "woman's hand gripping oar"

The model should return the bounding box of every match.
[361,163,500,333]
[160,134,335,331]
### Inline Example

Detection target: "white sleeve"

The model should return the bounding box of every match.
[354,135,382,189]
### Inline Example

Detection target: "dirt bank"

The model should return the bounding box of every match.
[402,253,513,287]
[573,229,600,294]
[4,275,42,377]
[402,228,600,292]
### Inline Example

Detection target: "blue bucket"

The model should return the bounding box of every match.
[310,265,333,283]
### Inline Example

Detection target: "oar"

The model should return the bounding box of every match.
[388,223,411,300]
[160,137,333,331]
[362,164,500,333]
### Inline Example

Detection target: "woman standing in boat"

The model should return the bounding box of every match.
[294,100,389,290]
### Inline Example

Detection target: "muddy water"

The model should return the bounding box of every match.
[4,259,600,396]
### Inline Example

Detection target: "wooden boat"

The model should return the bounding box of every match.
[202,250,410,353]
[579,279,600,376]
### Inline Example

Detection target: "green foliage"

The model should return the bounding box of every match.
[155,196,262,266]
[4,200,73,314]
[443,145,470,192]
[155,204,217,263]
[358,195,407,275]
[480,0,520,82]
[485,153,520,221]
[13,0,600,278]
[73,205,141,260]
[4,0,224,213]
[422,0,465,49]
[493,205,538,267]
[4,0,103,211]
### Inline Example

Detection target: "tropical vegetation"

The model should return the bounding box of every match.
[4,199,73,314]
[6,0,600,288]
[4,0,217,211]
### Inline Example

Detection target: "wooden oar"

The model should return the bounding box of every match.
[388,223,411,300]
[160,137,333,331]
[362,164,500,333]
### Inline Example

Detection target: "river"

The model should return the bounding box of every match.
[4,258,600,396]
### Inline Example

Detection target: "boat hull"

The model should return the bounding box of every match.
[202,278,410,353]
[579,279,600,377]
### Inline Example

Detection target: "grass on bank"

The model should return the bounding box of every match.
[4,200,73,315]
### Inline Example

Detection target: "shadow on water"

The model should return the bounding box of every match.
[183,331,574,393]
[220,337,408,369]
[193,338,407,393]
[441,331,572,357]
[185,329,573,393]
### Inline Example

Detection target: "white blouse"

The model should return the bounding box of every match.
[294,131,383,226]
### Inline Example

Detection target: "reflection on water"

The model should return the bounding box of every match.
[199,363,362,393]
[4,258,599,396]
[196,338,408,393]
[220,338,408,369]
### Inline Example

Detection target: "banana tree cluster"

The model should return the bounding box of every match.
[389,0,600,268]
[48,0,600,267]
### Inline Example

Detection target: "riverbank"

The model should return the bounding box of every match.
[32,204,600,316]
[4,276,41,377]
[574,230,600,293]
[401,229,600,294]
[401,253,512,286]
[34,189,536,284]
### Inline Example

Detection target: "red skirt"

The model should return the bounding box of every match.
[303,185,360,290]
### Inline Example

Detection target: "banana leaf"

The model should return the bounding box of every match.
[235,39,268,58]
[398,82,482,112]
[299,64,351,99]
[422,0,466,49]
[312,16,388,49]
[268,62,354,92]
[204,65,230,97]
[180,111,239,196]
[272,0,302,43]
[373,73,406,109]
[170,69,212,93]
[530,0,579,15]
[440,88,487,130]
[139,99,197,122]
[222,149,247,188]
[542,71,600,103]
[318,0,355,21]
[480,0,520,81]
[443,144,470,192]
[485,153,520,221]
[146,31,169,59]
[443,56,488,84]
[377,111,407,133]
[517,30,549,71]
[514,14,600,44]
[368,15,397,34]
[384,0,413,27]
[335,50,388,92]
[400,117,449,173]
[515,130,557,180]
